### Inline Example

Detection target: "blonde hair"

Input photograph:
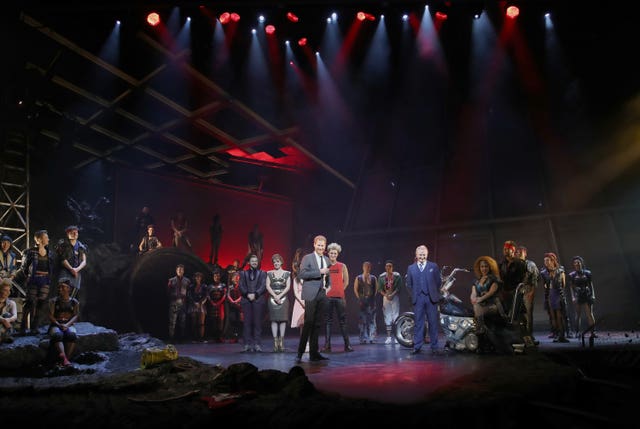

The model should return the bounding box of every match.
[313,235,327,245]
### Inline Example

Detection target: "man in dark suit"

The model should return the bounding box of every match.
[405,244,442,355]
[296,235,331,363]
[239,254,267,352]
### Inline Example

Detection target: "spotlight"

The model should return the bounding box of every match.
[146,12,160,26]
[505,4,520,18]
[298,37,307,47]
[219,12,230,24]
[230,12,240,22]
[265,25,275,35]
[356,11,375,21]
[431,1,450,22]
[286,12,299,23]
[470,1,484,20]
[434,11,448,21]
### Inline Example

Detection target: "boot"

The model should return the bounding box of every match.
[385,326,393,344]
[322,325,332,352]
[20,311,31,335]
[33,300,48,334]
[273,337,279,352]
[341,326,353,352]
[278,336,285,352]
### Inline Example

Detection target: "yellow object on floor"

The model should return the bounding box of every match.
[140,344,178,369]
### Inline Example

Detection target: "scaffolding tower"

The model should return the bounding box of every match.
[1,127,29,296]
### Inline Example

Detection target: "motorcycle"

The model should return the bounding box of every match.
[393,266,528,353]
[394,266,476,350]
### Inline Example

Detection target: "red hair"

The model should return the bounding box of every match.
[544,252,559,268]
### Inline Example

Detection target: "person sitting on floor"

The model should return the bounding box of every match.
[48,279,80,366]
[0,279,17,344]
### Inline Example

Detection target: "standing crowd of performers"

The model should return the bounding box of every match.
[0,219,598,365]
[158,236,598,356]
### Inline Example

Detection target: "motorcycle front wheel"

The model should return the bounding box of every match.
[393,312,415,348]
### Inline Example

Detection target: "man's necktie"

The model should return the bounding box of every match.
[419,263,424,272]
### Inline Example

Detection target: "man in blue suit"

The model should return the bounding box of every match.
[295,235,331,363]
[405,244,443,355]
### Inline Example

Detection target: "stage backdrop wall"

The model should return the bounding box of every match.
[114,167,294,271]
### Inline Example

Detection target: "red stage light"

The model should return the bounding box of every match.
[356,12,376,21]
[265,25,276,35]
[146,12,160,27]
[230,12,240,22]
[298,37,307,47]
[434,11,448,21]
[219,12,230,24]
[286,12,299,23]
[356,12,375,22]
[506,5,520,18]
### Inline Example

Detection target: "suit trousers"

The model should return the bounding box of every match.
[413,291,440,351]
[241,298,265,347]
[297,288,328,356]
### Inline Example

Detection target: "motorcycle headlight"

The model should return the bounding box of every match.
[460,318,474,330]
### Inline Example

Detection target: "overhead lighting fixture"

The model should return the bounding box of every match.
[431,1,450,22]
[434,11,448,22]
[146,12,160,27]
[219,12,230,24]
[356,12,375,22]
[219,12,240,24]
[505,3,520,19]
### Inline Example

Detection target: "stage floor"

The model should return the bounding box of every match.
[175,330,639,405]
